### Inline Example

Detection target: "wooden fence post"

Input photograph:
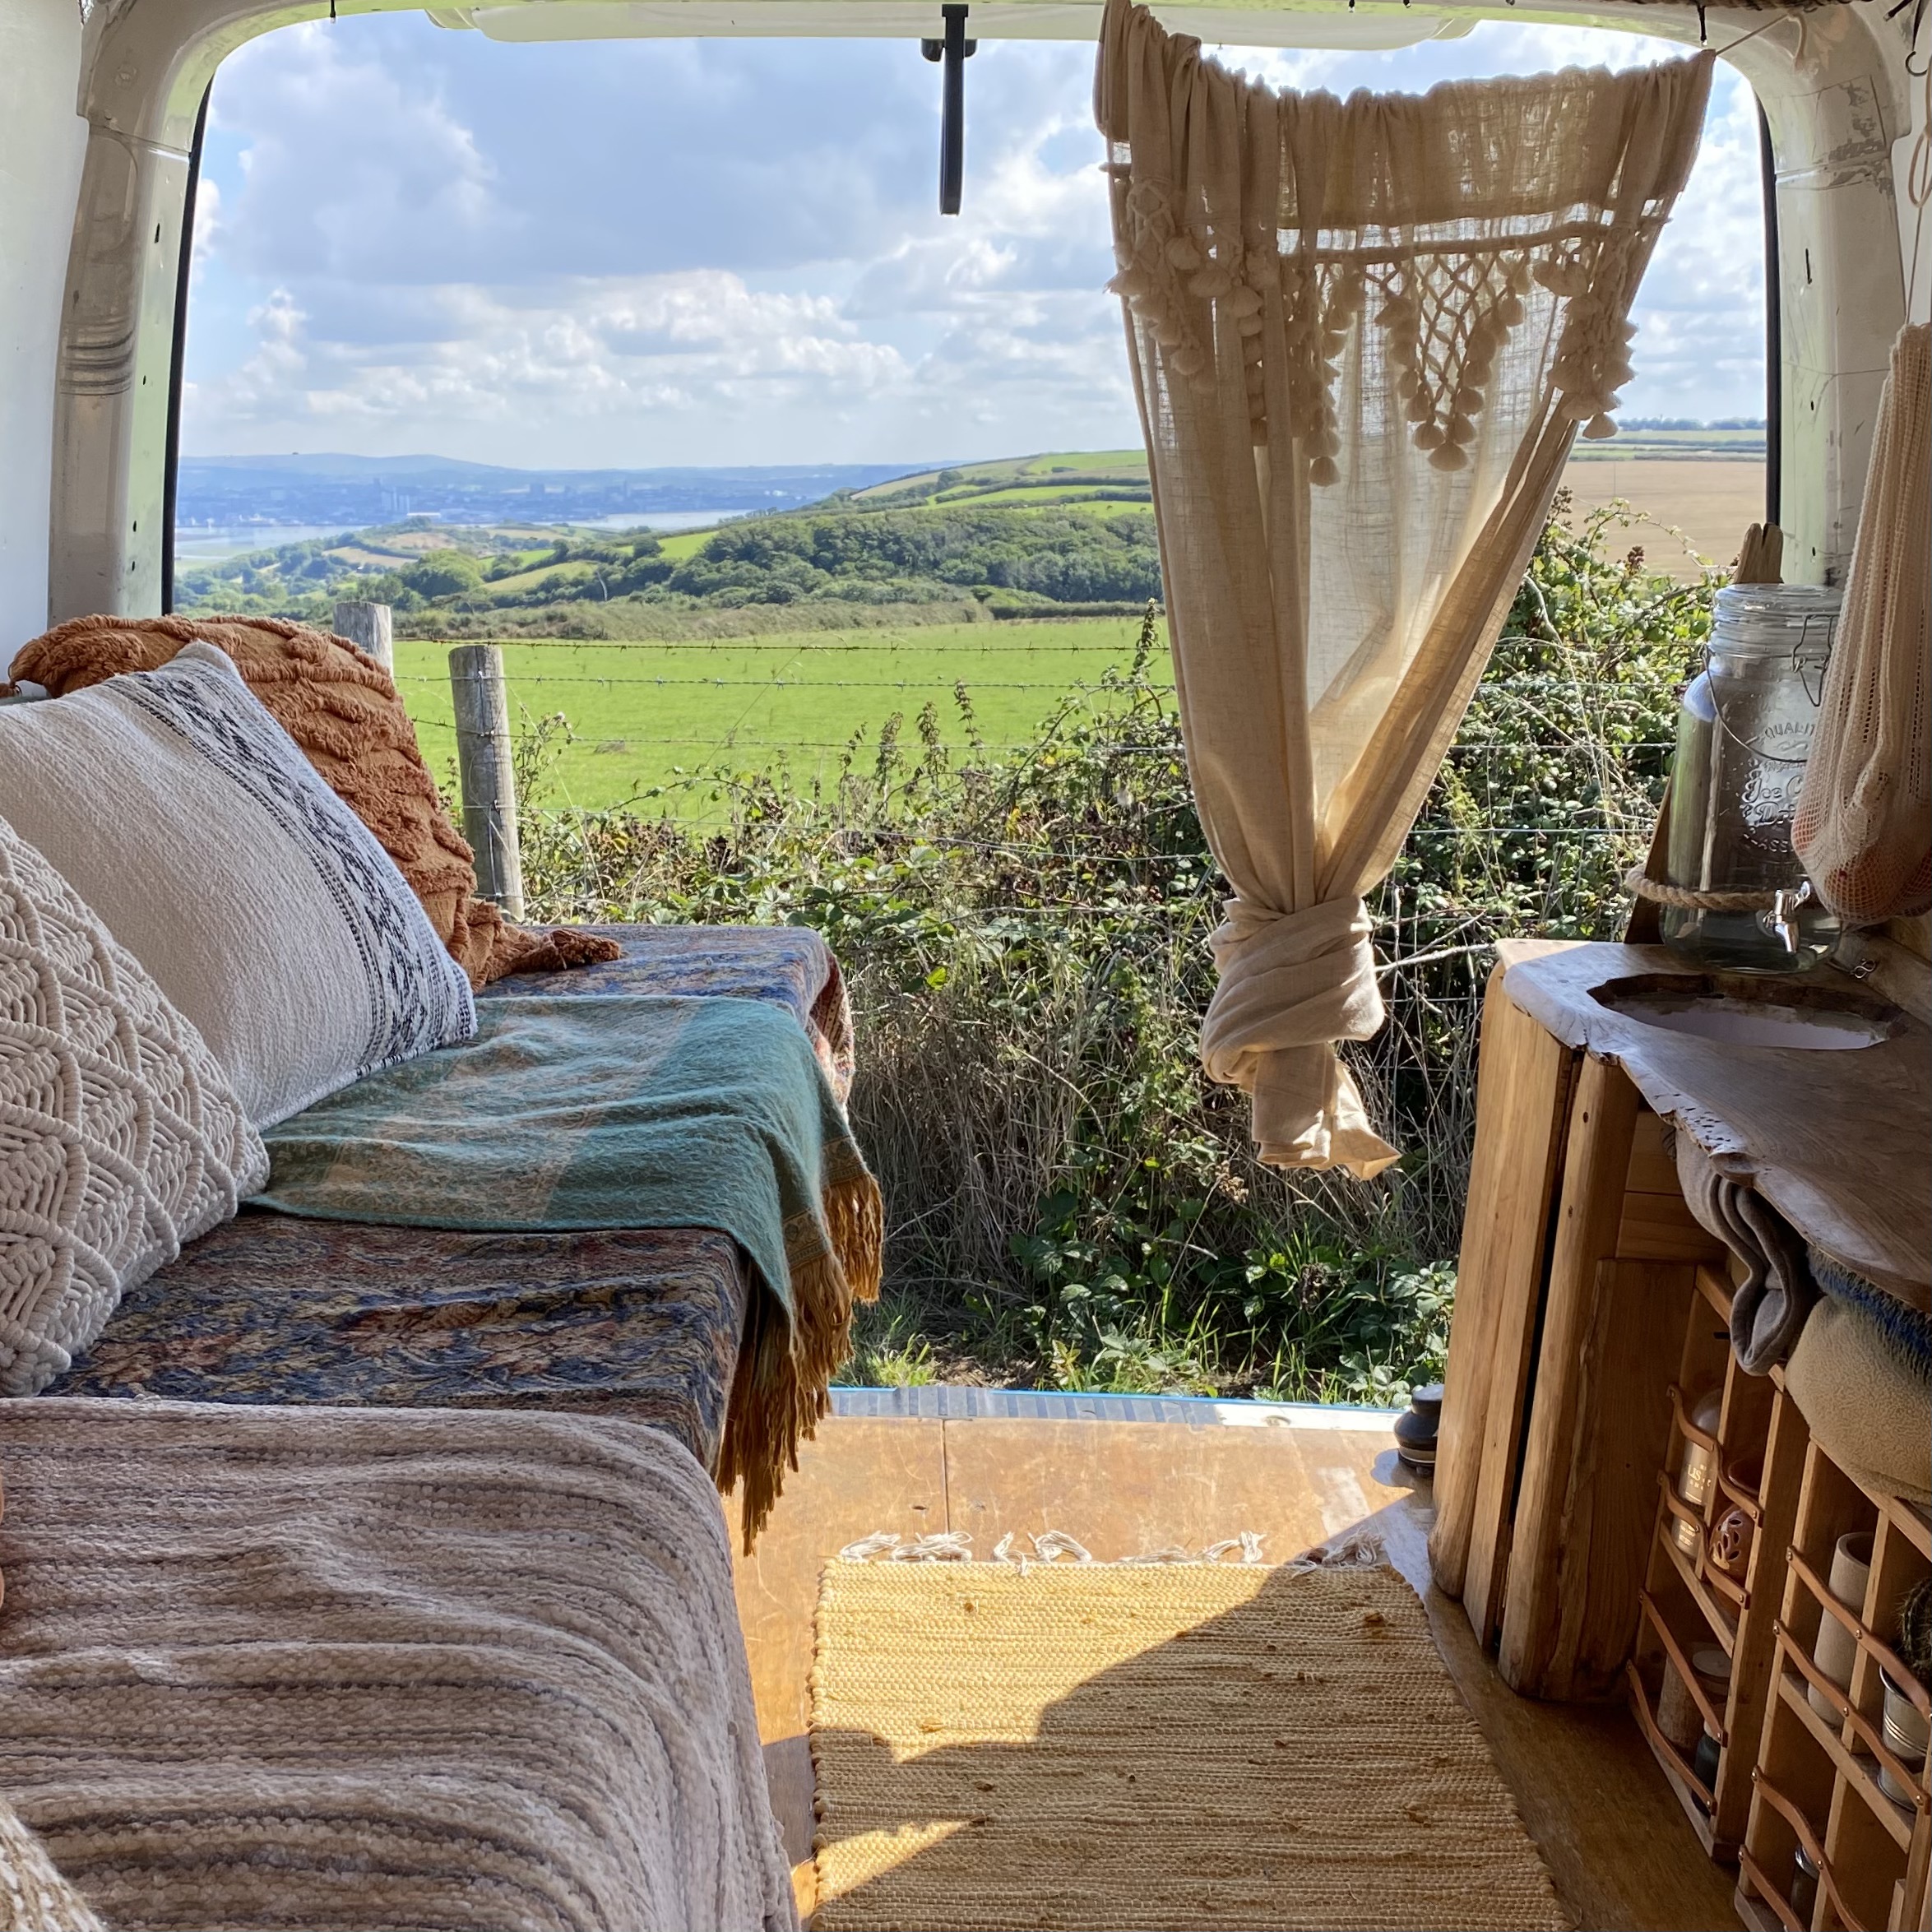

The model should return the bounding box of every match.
[333,600,393,672]
[448,643,524,920]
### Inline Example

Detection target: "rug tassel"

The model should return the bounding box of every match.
[832,1530,1284,1567]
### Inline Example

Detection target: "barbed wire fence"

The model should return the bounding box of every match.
[399,632,1668,892]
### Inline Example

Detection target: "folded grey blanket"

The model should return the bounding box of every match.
[0,1399,797,1932]
[1674,1132,1815,1374]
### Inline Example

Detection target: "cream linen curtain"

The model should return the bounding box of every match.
[1096,0,1712,1177]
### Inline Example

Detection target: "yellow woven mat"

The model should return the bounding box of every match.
[810,1558,1568,1932]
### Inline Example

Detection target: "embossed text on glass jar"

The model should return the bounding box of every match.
[1662,584,1842,973]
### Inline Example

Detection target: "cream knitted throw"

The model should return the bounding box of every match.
[0,1400,797,1932]
[0,1800,100,1932]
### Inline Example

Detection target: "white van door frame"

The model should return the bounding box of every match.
[31,0,1930,626]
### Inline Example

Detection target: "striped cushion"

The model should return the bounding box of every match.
[0,643,473,1128]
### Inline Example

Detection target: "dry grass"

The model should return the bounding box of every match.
[1559,457,1766,581]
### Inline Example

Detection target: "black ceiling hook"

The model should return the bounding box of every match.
[921,5,977,216]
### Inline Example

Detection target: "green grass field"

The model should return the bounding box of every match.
[481,558,600,595]
[931,483,1149,509]
[392,615,1170,813]
[851,449,1147,504]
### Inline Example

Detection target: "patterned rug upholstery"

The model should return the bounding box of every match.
[42,1215,745,1472]
[40,924,854,1475]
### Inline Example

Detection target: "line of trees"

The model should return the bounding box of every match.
[176,502,1165,620]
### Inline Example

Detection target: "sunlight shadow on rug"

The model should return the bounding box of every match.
[809,1554,1568,1932]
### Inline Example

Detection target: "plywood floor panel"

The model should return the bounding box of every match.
[730,1416,946,1917]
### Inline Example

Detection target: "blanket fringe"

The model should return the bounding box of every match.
[719,1166,883,1550]
[822,1165,883,1304]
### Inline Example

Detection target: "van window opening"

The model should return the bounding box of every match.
[163,9,1770,1400]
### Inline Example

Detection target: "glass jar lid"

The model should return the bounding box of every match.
[1712,583,1842,660]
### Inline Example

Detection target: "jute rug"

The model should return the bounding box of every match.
[810,1549,1568,1932]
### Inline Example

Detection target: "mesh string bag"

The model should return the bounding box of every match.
[1792,321,1931,924]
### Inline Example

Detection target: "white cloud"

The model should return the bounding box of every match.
[191,268,915,453]
[1621,63,1767,419]
[184,286,308,425]
[183,14,1763,465]
[189,176,224,271]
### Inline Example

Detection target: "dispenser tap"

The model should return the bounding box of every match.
[1759,878,1814,956]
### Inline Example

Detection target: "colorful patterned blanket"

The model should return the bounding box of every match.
[484,920,855,1102]
[256,993,879,1541]
[48,924,867,1534]
[43,1217,744,1471]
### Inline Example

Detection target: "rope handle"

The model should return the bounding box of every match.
[1624,866,1788,913]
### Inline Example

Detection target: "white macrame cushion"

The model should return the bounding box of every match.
[0,642,475,1129]
[0,817,267,1396]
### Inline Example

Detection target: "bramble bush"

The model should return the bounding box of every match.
[505,498,1716,1399]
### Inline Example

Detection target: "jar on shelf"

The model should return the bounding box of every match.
[1809,1529,1872,1721]
[1790,1845,1818,1924]
[1673,1387,1723,1554]
[1879,1667,1930,1805]
[1660,584,1842,974]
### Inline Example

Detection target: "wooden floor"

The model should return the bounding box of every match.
[730,1411,1744,1930]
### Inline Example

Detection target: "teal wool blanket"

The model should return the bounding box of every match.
[256,994,882,1539]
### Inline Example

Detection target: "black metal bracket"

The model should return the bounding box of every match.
[921,5,977,216]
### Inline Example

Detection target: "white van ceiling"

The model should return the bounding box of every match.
[428,1,1476,47]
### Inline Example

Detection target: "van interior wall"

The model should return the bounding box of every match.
[1885,0,1932,966]
[11,0,1925,631]
[1731,7,1917,592]
[0,0,87,647]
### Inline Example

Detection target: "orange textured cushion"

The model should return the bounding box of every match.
[9,615,619,989]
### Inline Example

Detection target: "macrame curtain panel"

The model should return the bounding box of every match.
[1096,0,1711,1177]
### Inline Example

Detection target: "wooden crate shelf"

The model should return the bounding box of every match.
[1628,1263,1796,1862]
[1426,939,1930,1927]
[1735,1425,1931,1932]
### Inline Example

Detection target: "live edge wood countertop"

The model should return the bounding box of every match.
[1498,940,1930,1314]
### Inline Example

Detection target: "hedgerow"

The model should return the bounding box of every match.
[508,498,1713,1398]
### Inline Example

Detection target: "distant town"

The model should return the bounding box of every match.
[176,455,938,536]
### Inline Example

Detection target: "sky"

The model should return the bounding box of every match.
[183,10,1768,470]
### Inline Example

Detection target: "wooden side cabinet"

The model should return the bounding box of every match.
[1735,1400,1931,1931]
[1431,941,1729,1698]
